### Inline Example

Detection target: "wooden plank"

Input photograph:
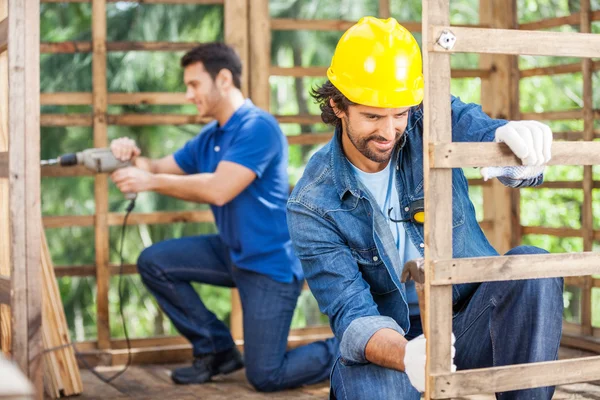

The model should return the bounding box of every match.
[249,0,270,111]
[379,0,390,19]
[422,1,454,398]
[54,263,137,277]
[521,226,582,238]
[581,0,594,338]
[41,92,188,105]
[43,210,214,228]
[270,66,490,79]
[276,114,322,124]
[107,114,210,126]
[431,356,600,398]
[518,10,600,30]
[520,109,586,120]
[0,275,9,305]
[224,0,249,96]
[521,61,600,78]
[271,18,422,33]
[0,17,6,53]
[92,0,110,351]
[431,252,600,285]
[41,41,201,53]
[40,114,93,126]
[430,26,600,58]
[479,0,518,254]
[41,0,223,3]
[430,142,600,168]
[41,165,93,177]
[286,132,332,145]
[230,289,243,344]
[561,333,600,354]
[0,0,9,356]
[0,151,6,178]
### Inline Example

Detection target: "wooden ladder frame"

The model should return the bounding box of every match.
[422,0,600,397]
[0,0,43,397]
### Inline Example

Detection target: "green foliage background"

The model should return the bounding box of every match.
[40,0,600,342]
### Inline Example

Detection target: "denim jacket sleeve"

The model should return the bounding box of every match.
[286,200,404,364]
[449,96,543,188]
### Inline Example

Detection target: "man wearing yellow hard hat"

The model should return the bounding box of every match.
[287,17,562,399]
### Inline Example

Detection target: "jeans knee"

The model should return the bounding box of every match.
[504,245,549,256]
[246,367,282,393]
[137,246,161,280]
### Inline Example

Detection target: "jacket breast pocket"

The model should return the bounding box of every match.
[352,247,398,295]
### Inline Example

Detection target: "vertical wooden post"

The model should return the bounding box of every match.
[92,0,111,350]
[0,0,10,357]
[8,0,43,393]
[248,0,270,111]
[379,0,390,19]
[224,0,249,344]
[479,0,519,255]
[580,0,593,337]
[422,1,453,398]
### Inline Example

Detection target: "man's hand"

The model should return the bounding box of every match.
[494,121,552,166]
[110,137,141,162]
[403,334,456,392]
[111,167,154,194]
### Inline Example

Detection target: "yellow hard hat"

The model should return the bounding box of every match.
[327,17,424,108]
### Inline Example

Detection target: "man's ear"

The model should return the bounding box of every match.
[329,98,345,118]
[216,69,234,91]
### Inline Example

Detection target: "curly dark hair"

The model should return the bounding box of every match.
[311,80,355,130]
[181,43,242,90]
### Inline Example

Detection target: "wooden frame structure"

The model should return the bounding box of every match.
[32,0,600,383]
[0,0,43,396]
[422,0,600,397]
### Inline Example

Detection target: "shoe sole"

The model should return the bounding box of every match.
[172,360,243,385]
[217,359,244,375]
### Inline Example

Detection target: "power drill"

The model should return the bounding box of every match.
[41,148,137,201]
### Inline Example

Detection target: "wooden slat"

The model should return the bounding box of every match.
[430,142,600,168]
[561,333,600,354]
[270,66,491,79]
[41,0,223,3]
[431,26,600,58]
[286,132,332,145]
[41,41,201,54]
[249,0,270,111]
[41,92,188,106]
[0,17,6,53]
[0,151,6,178]
[224,0,249,96]
[40,114,92,126]
[379,0,390,19]
[276,114,322,124]
[432,356,600,398]
[54,263,137,277]
[518,10,600,30]
[0,275,9,305]
[40,113,210,126]
[431,252,600,285]
[43,210,214,228]
[520,109,589,120]
[423,1,454,398]
[553,130,600,141]
[521,226,582,238]
[0,0,10,356]
[92,0,110,351]
[41,165,93,177]
[520,61,600,78]
[9,0,43,390]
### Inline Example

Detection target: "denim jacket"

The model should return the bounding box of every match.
[286,97,543,365]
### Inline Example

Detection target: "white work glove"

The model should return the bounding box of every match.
[403,334,457,393]
[481,121,552,181]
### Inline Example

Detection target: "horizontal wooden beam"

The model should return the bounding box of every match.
[561,333,600,354]
[0,151,7,178]
[276,114,322,125]
[41,41,201,54]
[287,132,332,145]
[521,226,583,238]
[54,263,138,278]
[431,26,600,58]
[518,10,600,30]
[271,18,421,32]
[41,92,188,106]
[0,17,7,53]
[41,0,222,3]
[519,109,600,121]
[41,165,93,177]
[430,142,600,168]
[269,66,490,79]
[41,114,210,126]
[0,275,10,305]
[520,61,600,78]
[553,130,600,141]
[43,210,214,228]
[432,356,600,398]
[432,252,600,285]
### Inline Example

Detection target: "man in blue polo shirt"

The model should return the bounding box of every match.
[109,42,337,391]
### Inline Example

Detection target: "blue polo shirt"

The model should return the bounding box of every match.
[173,99,303,283]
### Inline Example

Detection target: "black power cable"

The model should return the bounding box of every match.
[44,198,136,384]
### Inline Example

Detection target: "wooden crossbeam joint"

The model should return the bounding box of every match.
[0,274,10,305]
[0,17,7,53]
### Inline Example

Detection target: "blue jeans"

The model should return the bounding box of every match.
[137,234,338,392]
[331,245,564,400]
